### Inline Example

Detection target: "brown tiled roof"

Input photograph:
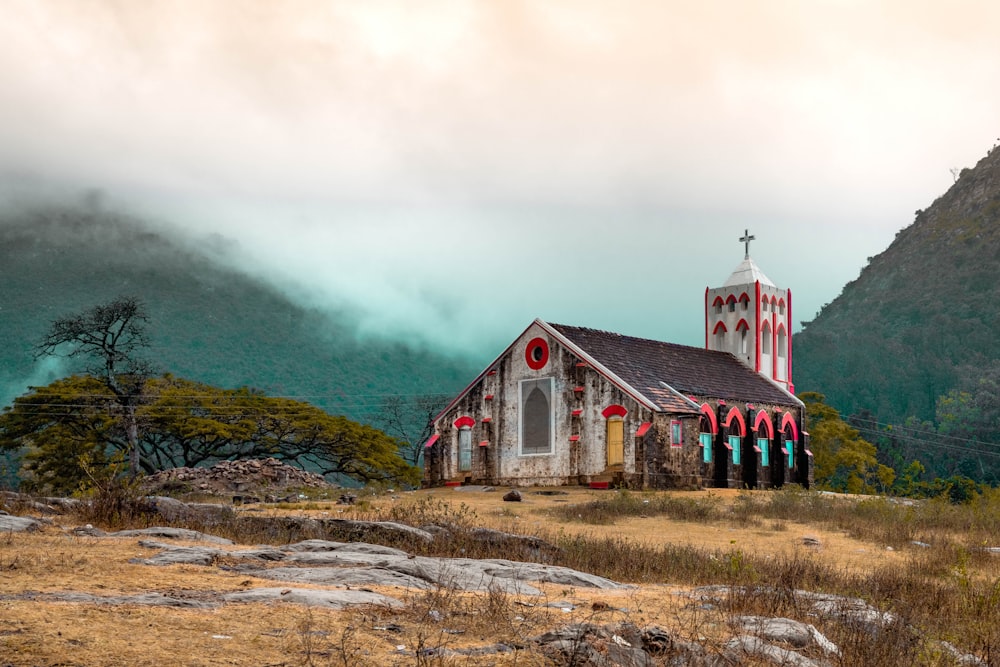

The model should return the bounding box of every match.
[548,322,797,411]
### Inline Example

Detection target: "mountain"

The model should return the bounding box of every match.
[793,143,1000,455]
[0,204,477,423]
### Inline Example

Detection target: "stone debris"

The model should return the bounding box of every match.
[503,489,523,502]
[528,622,717,667]
[141,457,333,498]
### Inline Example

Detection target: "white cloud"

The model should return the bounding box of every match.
[1,0,999,357]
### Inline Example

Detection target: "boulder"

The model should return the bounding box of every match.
[0,514,42,532]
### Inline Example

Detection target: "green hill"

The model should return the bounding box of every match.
[0,204,476,424]
[794,143,1000,481]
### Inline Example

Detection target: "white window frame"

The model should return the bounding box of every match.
[458,427,473,471]
[518,377,555,456]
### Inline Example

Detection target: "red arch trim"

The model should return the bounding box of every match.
[601,404,628,419]
[736,318,750,332]
[738,292,750,303]
[753,411,774,438]
[770,296,778,305]
[724,407,746,435]
[780,412,799,442]
[776,322,787,335]
[725,294,737,304]
[712,295,725,307]
[700,403,718,434]
[453,416,475,429]
[760,320,772,333]
[712,321,728,334]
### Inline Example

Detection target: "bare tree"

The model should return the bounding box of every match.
[373,394,448,466]
[36,296,153,475]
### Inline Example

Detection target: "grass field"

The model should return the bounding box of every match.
[2,486,999,665]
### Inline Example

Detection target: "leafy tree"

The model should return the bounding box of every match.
[0,375,420,491]
[0,376,119,493]
[800,392,895,494]
[35,297,152,475]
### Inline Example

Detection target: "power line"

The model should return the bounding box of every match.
[847,418,1000,461]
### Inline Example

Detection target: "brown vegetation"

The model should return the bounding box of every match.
[2,486,999,665]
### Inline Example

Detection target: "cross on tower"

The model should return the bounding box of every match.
[739,229,755,259]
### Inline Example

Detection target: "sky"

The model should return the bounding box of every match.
[1,0,998,360]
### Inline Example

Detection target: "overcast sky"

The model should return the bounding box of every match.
[2,0,998,359]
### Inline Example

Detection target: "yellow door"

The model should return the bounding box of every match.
[607,419,624,466]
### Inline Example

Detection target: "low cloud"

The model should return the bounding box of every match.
[2,1,999,357]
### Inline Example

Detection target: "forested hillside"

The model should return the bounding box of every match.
[0,204,475,423]
[794,143,1000,483]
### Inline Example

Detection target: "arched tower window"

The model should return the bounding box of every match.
[736,320,749,355]
[777,326,787,381]
[760,321,773,378]
[713,321,727,352]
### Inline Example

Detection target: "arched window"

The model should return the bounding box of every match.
[776,326,787,381]
[458,426,472,471]
[739,293,750,311]
[736,320,749,355]
[713,321,727,351]
[760,322,773,378]
[699,414,713,463]
[726,295,737,313]
[725,408,745,466]
[520,378,553,455]
[781,412,798,469]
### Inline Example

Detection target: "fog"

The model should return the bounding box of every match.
[3,0,999,356]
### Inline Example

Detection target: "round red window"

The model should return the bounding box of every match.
[525,337,549,370]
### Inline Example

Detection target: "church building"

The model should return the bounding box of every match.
[423,233,812,490]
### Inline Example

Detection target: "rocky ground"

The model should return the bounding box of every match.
[1,492,990,666]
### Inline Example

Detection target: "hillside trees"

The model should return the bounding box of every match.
[0,375,420,493]
[801,392,895,494]
[35,297,152,475]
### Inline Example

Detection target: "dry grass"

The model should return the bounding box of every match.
[2,486,999,665]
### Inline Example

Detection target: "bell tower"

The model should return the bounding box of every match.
[705,230,794,393]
